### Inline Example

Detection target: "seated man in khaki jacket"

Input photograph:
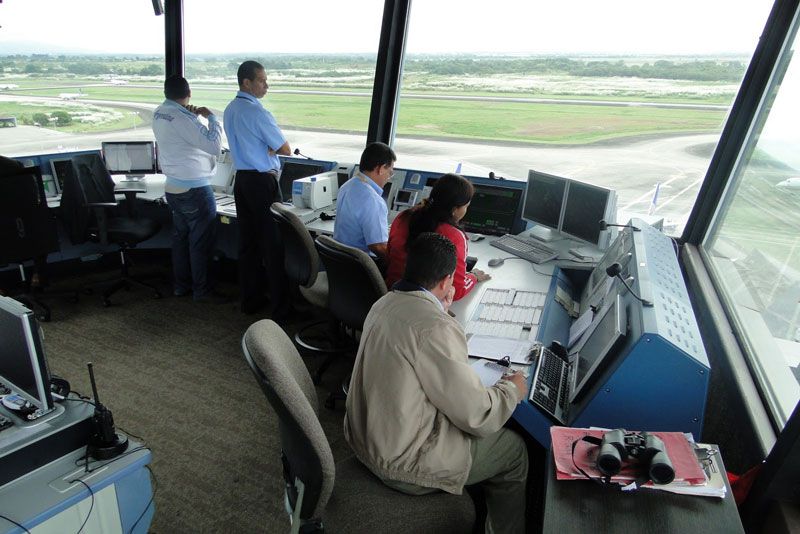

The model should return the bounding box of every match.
[345,232,529,534]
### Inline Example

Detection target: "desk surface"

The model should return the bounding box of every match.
[542,445,743,534]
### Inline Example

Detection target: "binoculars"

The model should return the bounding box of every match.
[596,429,675,485]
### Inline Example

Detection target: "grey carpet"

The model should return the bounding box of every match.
[37,276,353,534]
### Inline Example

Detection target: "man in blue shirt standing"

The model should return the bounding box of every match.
[152,75,225,303]
[223,61,291,315]
[333,142,396,267]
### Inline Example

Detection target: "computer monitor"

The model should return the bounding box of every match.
[101,141,157,174]
[569,292,627,403]
[50,158,74,193]
[0,296,54,414]
[209,150,234,193]
[381,182,393,200]
[560,180,615,247]
[279,161,325,202]
[460,183,523,236]
[523,170,567,231]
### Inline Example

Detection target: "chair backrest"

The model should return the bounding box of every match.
[59,153,116,244]
[270,202,320,289]
[71,153,116,204]
[241,319,335,524]
[0,165,59,264]
[315,235,387,331]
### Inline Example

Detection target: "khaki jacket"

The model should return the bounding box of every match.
[344,289,520,494]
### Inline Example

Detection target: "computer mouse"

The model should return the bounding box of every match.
[487,258,505,267]
[470,234,485,242]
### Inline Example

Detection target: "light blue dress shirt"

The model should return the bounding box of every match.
[222,91,285,172]
[333,172,389,253]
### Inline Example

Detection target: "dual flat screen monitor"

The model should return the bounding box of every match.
[523,170,616,247]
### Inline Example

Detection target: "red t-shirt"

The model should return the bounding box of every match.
[385,210,477,301]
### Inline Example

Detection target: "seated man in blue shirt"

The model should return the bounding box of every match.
[333,142,396,265]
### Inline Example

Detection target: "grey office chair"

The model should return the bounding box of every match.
[270,203,351,368]
[242,319,476,534]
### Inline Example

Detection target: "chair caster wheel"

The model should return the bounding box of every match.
[103,298,112,307]
[37,312,50,322]
[153,292,162,299]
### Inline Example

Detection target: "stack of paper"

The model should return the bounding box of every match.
[550,427,725,498]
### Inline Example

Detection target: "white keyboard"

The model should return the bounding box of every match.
[465,288,547,341]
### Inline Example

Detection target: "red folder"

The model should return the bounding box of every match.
[550,426,706,486]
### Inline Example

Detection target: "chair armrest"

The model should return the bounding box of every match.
[87,201,118,208]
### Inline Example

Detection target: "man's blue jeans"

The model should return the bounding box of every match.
[165,185,217,299]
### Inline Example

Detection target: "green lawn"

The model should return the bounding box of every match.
[0,101,142,133]
[2,80,727,144]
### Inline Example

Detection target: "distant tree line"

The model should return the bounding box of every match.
[0,54,747,82]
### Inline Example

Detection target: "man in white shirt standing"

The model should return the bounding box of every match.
[152,75,224,303]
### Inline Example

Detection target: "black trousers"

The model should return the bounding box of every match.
[233,170,287,314]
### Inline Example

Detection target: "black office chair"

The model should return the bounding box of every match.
[59,153,162,306]
[0,165,65,321]
[242,319,476,534]
[315,235,387,334]
[314,235,387,407]
[270,203,352,365]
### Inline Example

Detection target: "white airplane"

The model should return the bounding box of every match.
[59,93,83,100]
[0,84,19,90]
[109,79,129,85]
[776,177,800,190]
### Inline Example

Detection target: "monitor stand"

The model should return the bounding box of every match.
[527,225,560,242]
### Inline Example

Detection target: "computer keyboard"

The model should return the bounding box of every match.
[465,288,546,341]
[528,345,570,423]
[491,234,559,264]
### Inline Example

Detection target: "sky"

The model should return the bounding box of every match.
[0,0,776,56]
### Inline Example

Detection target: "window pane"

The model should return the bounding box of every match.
[398,1,773,235]
[182,0,383,164]
[703,14,800,428]
[0,0,164,156]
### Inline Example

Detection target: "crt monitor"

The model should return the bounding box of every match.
[560,180,615,247]
[279,161,325,202]
[523,170,567,231]
[101,141,157,174]
[0,296,54,414]
[460,183,523,236]
[569,292,627,404]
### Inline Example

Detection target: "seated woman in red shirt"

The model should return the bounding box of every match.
[386,173,490,300]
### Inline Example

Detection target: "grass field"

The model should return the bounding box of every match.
[2,82,727,144]
[0,100,144,133]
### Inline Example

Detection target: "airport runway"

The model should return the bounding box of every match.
[1,107,715,233]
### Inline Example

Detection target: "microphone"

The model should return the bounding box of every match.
[606,262,652,306]
[293,148,313,160]
[599,220,640,232]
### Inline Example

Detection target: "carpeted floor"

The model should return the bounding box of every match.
[34,269,353,534]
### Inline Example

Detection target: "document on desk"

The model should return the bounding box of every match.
[467,336,535,365]
[470,359,507,387]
